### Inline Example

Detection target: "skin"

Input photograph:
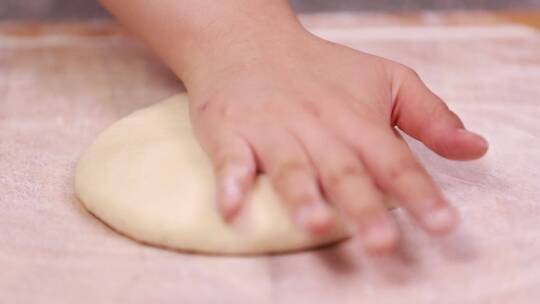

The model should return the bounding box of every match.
[99,0,488,254]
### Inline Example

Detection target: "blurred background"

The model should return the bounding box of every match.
[1,0,540,19]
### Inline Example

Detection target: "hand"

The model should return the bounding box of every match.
[184,28,488,254]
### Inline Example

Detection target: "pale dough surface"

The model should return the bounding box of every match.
[75,94,349,255]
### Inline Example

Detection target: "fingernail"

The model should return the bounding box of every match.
[362,217,398,252]
[294,202,333,234]
[423,207,457,233]
[309,204,335,235]
[478,136,489,149]
[218,177,242,218]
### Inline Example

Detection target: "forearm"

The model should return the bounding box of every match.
[98,0,304,83]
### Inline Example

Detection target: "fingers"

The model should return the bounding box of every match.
[352,124,458,234]
[323,162,398,253]
[314,100,458,235]
[244,125,334,235]
[290,115,399,253]
[391,66,488,160]
[207,132,257,221]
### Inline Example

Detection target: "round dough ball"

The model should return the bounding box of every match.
[75,94,350,255]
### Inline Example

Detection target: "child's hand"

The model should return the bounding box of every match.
[100,0,487,253]
[184,29,488,253]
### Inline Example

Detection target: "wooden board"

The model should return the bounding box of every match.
[1,12,540,303]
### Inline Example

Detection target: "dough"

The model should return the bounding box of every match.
[75,94,349,255]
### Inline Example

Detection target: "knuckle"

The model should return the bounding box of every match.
[287,190,318,207]
[355,205,383,220]
[422,102,459,135]
[194,96,221,114]
[340,197,381,220]
[274,160,311,181]
[398,64,420,80]
[381,157,419,183]
[325,163,365,186]
[271,161,318,206]
[194,96,245,121]
[391,63,422,86]
[431,102,453,121]
[220,103,245,120]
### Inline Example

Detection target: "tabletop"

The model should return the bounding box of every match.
[1,11,540,304]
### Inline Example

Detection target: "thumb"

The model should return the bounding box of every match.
[390,66,488,160]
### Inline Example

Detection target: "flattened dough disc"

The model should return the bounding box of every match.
[75,94,350,255]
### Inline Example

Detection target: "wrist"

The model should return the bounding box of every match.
[168,4,308,89]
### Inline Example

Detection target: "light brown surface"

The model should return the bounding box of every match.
[2,12,540,303]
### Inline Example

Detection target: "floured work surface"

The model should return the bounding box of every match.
[1,13,540,304]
